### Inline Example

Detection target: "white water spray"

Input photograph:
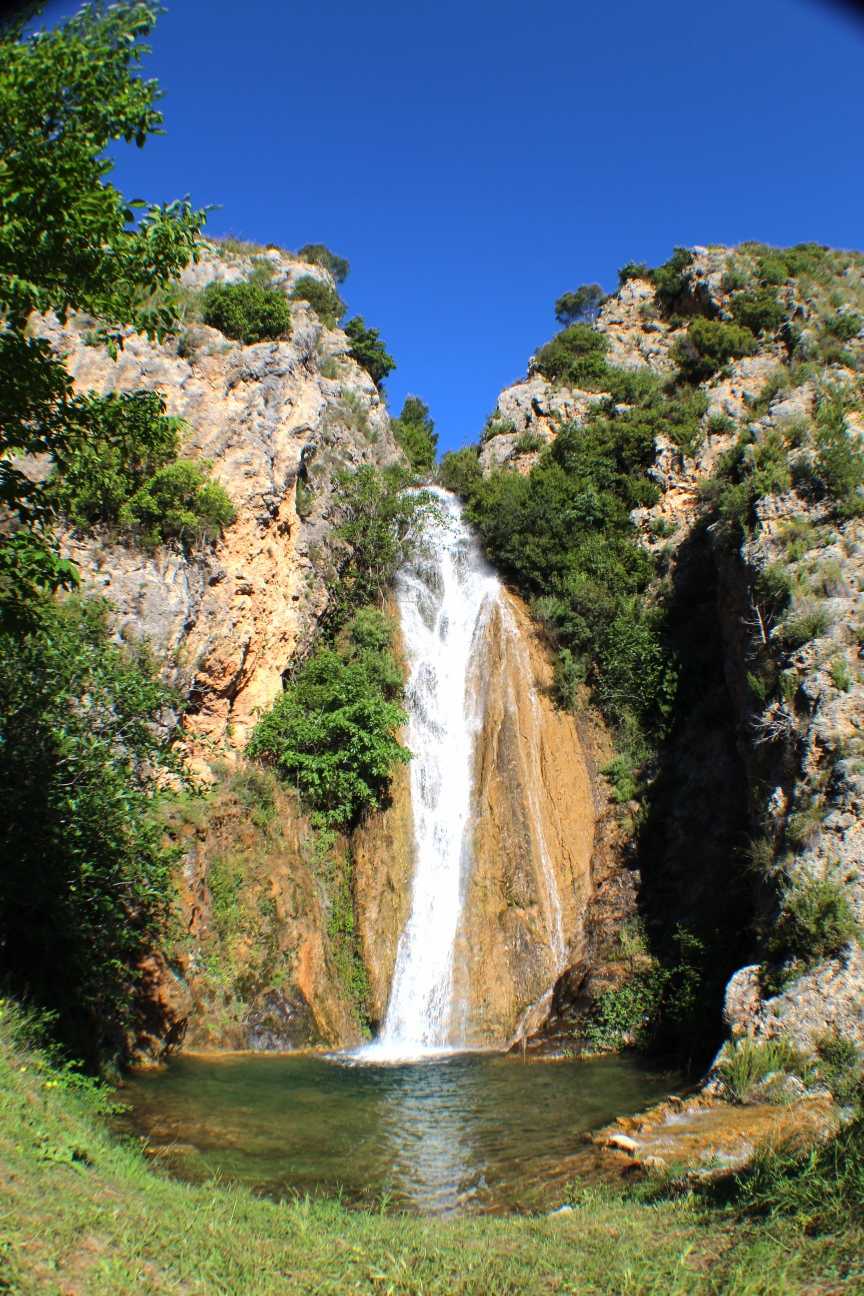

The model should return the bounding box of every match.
[359,489,500,1060]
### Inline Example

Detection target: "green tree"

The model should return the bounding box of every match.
[344,316,396,387]
[248,608,409,828]
[201,279,292,344]
[0,597,178,1063]
[297,242,350,284]
[0,1,204,626]
[390,395,438,473]
[554,283,605,325]
[289,274,345,328]
[438,446,482,496]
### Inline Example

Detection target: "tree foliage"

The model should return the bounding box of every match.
[533,323,610,388]
[554,283,605,326]
[118,459,235,548]
[672,317,757,383]
[0,597,178,1064]
[201,279,292,344]
[44,390,179,527]
[248,608,409,828]
[326,464,437,628]
[297,242,350,284]
[0,1,205,627]
[344,316,396,387]
[390,395,438,473]
[290,274,345,328]
[452,385,678,736]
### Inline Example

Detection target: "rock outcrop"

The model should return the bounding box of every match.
[39,240,403,759]
[479,244,864,1061]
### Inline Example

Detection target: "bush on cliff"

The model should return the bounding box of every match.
[248,608,409,828]
[0,597,178,1065]
[118,459,236,548]
[673,318,757,383]
[438,445,482,495]
[290,274,345,328]
[297,242,350,283]
[554,283,605,326]
[201,280,292,344]
[344,316,396,387]
[533,323,610,388]
[325,464,438,629]
[44,390,180,527]
[457,398,676,736]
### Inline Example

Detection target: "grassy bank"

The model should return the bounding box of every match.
[0,1009,861,1295]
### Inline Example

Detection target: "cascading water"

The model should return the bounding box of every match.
[359,488,501,1060]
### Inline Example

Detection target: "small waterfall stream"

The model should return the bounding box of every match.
[360,489,500,1059]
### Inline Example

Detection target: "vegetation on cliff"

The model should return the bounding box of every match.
[249,608,410,829]
[443,238,864,1068]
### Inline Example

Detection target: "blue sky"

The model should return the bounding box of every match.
[41,0,864,453]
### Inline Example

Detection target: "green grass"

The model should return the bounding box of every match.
[1,1007,863,1294]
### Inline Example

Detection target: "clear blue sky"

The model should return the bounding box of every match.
[41,0,864,453]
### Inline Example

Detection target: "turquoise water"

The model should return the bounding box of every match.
[120,1051,680,1215]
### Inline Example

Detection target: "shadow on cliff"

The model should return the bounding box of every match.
[633,520,757,1070]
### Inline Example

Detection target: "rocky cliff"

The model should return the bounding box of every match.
[478,243,864,1060]
[39,240,402,759]
[38,238,412,1054]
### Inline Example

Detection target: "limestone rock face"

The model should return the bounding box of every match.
[39,241,403,757]
[136,775,363,1058]
[454,591,596,1045]
[352,758,415,1027]
[481,244,864,1059]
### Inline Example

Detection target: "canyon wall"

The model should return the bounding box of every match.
[479,245,864,1057]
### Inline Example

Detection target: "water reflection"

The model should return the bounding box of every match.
[120,1052,680,1216]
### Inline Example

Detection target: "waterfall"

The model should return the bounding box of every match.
[359,488,500,1059]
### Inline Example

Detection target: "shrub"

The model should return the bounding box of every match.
[716,1037,810,1104]
[390,395,438,473]
[729,287,786,335]
[618,260,652,285]
[533,323,610,387]
[673,318,757,383]
[248,609,409,828]
[0,598,178,1064]
[514,432,544,454]
[119,460,235,549]
[554,284,605,326]
[778,604,830,648]
[830,656,853,692]
[46,391,180,528]
[769,876,859,967]
[297,243,350,283]
[201,280,292,344]
[438,446,482,496]
[813,391,864,518]
[344,316,395,387]
[325,465,438,630]
[584,965,669,1050]
[652,247,694,312]
[290,275,345,327]
[825,310,862,342]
